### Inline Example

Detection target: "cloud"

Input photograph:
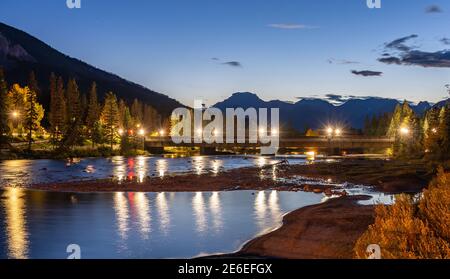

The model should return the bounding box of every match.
[211,57,220,61]
[351,70,383,77]
[397,50,450,68]
[327,58,360,65]
[378,35,450,68]
[385,34,418,51]
[378,56,402,65]
[222,61,242,67]
[268,23,318,30]
[441,38,450,45]
[425,5,443,13]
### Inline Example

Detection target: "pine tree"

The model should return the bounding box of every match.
[439,105,450,159]
[101,92,119,150]
[388,101,420,157]
[86,82,100,146]
[49,73,57,140]
[55,77,66,140]
[28,71,40,101]
[131,98,143,125]
[0,68,10,145]
[66,78,81,125]
[24,86,44,151]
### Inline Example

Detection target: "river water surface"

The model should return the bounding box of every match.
[0,155,390,259]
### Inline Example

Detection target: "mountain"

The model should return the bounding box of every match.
[0,22,184,117]
[213,92,432,131]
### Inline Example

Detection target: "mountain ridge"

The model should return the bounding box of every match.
[213,92,434,130]
[0,22,184,117]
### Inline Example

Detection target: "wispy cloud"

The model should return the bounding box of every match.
[351,70,383,77]
[268,23,318,30]
[425,5,443,13]
[327,58,360,65]
[385,34,418,51]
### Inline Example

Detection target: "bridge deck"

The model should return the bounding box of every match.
[145,137,394,149]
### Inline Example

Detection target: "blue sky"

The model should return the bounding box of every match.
[1,0,450,106]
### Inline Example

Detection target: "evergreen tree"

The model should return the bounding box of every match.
[131,98,143,125]
[28,71,40,101]
[0,68,9,145]
[62,78,82,148]
[439,105,450,159]
[86,82,100,146]
[24,85,44,151]
[388,101,420,157]
[66,78,81,125]
[101,92,119,150]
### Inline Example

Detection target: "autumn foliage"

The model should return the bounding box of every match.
[354,168,450,259]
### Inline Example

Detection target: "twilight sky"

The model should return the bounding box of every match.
[1,0,450,106]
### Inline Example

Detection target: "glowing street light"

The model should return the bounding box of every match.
[335,128,342,136]
[431,128,438,134]
[11,111,19,118]
[138,129,145,136]
[326,127,333,136]
[118,129,124,136]
[400,127,410,136]
[271,128,278,136]
[159,129,165,136]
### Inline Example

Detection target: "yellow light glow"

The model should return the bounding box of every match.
[138,129,145,136]
[327,127,333,135]
[271,128,278,135]
[159,130,165,136]
[335,129,342,136]
[11,111,19,118]
[118,129,124,135]
[400,127,410,135]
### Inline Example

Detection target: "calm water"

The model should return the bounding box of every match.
[0,155,308,187]
[0,155,391,259]
[0,189,323,259]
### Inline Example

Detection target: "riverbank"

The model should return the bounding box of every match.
[26,158,431,194]
[232,195,375,259]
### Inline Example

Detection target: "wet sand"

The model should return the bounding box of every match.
[233,195,375,259]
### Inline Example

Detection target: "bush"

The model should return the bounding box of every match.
[354,168,450,259]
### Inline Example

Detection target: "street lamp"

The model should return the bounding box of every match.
[118,129,124,136]
[159,129,165,136]
[400,127,410,136]
[11,111,19,118]
[326,127,333,137]
[335,128,342,136]
[138,129,145,136]
[271,128,278,136]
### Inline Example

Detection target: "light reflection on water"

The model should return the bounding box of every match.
[2,188,29,259]
[0,189,324,259]
[0,155,308,187]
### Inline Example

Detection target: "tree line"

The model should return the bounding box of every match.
[386,98,450,160]
[0,68,166,154]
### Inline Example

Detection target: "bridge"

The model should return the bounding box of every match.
[144,136,394,155]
